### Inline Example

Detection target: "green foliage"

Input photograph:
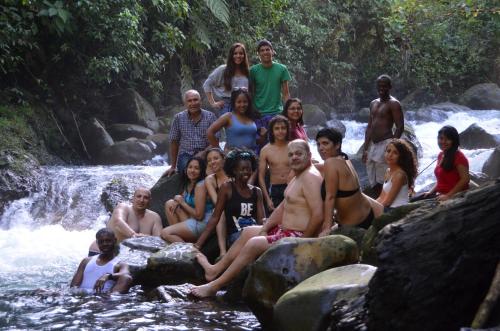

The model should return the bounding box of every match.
[1,0,499,110]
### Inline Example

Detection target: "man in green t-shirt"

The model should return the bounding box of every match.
[250,39,291,150]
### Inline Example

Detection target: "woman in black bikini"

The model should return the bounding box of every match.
[194,149,265,251]
[316,128,383,234]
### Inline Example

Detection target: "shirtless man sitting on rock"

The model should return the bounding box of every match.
[191,140,323,298]
[89,187,163,255]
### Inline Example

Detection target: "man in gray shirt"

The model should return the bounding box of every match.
[164,90,217,176]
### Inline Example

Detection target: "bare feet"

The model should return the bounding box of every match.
[191,283,218,298]
[195,253,219,282]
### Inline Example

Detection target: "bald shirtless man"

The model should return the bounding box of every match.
[89,187,163,255]
[191,140,323,298]
[363,75,404,196]
[258,115,291,213]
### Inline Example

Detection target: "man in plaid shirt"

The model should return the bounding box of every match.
[164,90,218,176]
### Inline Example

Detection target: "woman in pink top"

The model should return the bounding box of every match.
[413,125,469,202]
[282,98,307,141]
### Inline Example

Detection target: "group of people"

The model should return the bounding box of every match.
[71,39,471,297]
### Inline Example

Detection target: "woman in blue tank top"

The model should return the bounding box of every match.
[194,149,265,252]
[207,89,265,153]
[161,156,214,243]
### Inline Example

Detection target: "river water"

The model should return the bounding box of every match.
[1,108,499,330]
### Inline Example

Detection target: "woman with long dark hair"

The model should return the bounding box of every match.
[376,139,418,210]
[203,43,250,115]
[317,128,383,233]
[282,98,307,141]
[413,125,469,202]
[161,156,213,242]
[207,89,263,153]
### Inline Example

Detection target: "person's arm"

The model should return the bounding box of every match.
[176,182,207,220]
[203,65,226,109]
[205,175,218,203]
[164,115,181,177]
[70,257,90,288]
[194,183,229,249]
[207,113,229,148]
[362,103,374,163]
[437,163,470,201]
[94,262,131,294]
[205,91,224,110]
[302,174,324,237]
[281,80,290,102]
[108,203,138,238]
[392,101,404,138]
[321,159,338,235]
[255,187,265,224]
[377,171,406,207]
[150,213,163,237]
[258,201,284,235]
[258,147,273,211]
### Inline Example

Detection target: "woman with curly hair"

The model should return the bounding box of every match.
[194,149,265,251]
[203,43,250,115]
[376,139,418,210]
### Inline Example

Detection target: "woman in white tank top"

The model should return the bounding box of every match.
[377,139,418,211]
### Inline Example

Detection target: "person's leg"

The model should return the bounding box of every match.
[176,152,192,173]
[191,236,271,297]
[196,225,262,281]
[216,214,227,257]
[161,220,198,243]
[111,273,133,294]
[165,199,180,225]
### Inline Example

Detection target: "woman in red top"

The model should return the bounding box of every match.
[420,125,470,202]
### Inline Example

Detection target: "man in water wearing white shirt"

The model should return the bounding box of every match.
[71,228,132,294]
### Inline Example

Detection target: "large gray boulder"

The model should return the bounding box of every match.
[149,173,183,226]
[459,83,500,110]
[459,123,499,149]
[405,102,470,123]
[79,117,114,159]
[303,104,328,126]
[326,119,347,137]
[274,264,376,331]
[107,124,154,141]
[100,178,131,213]
[242,235,359,328]
[0,150,43,217]
[97,140,153,165]
[367,180,500,330]
[482,146,500,179]
[109,88,160,132]
[143,242,205,287]
[146,133,169,155]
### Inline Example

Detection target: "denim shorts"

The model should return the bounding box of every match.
[185,211,212,238]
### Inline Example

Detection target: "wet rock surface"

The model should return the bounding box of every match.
[482,146,500,179]
[460,83,500,110]
[366,180,500,331]
[97,140,154,165]
[459,123,499,149]
[242,235,359,328]
[0,150,43,217]
[274,264,376,331]
[107,123,154,141]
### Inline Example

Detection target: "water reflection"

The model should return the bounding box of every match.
[0,288,260,330]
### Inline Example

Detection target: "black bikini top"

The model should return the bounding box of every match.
[320,153,360,200]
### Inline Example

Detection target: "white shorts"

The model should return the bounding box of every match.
[366,139,390,186]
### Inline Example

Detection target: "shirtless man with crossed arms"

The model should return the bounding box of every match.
[191,140,323,298]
